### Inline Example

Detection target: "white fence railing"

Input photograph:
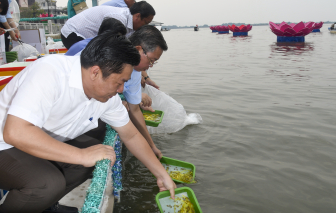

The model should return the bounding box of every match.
[18,21,64,34]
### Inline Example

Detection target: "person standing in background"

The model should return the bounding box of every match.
[61,1,155,49]
[0,0,21,51]
[100,0,160,89]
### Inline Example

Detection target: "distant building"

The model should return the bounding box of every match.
[35,0,64,17]
[28,0,35,6]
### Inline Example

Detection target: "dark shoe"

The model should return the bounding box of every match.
[42,202,78,213]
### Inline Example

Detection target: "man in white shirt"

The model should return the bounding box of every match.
[61,1,155,49]
[0,34,175,213]
[99,0,161,90]
[85,25,167,159]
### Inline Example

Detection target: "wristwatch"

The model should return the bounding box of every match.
[144,76,150,80]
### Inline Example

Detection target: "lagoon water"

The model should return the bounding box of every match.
[114,25,336,213]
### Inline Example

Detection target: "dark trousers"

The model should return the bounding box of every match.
[84,119,107,142]
[0,23,10,52]
[61,32,84,50]
[0,134,101,213]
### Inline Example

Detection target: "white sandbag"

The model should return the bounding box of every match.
[142,85,202,134]
[11,43,39,62]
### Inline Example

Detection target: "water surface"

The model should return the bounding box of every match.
[115,25,336,213]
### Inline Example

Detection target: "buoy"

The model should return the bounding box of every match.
[228,24,252,36]
[269,21,314,42]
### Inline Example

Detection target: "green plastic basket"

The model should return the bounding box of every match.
[156,187,202,213]
[142,109,164,127]
[159,156,196,184]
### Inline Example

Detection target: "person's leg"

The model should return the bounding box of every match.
[42,135,104,213]
[0,148,66,213]
[52,134,103,196]
[84,119,107,142]
[0,135,104,213]
[61,32,84,50]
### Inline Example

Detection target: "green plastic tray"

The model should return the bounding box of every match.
[156,187,202,213]
[160,156,196,184]
[142,109,164,127]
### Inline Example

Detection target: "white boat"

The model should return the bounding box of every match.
[149,20,163,31]
[328,28,336,34]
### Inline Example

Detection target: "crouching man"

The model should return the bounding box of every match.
[0,34,175,213]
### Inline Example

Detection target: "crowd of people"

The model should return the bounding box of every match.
[0,0,175,213]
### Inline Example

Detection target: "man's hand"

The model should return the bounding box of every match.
[157,175,176,199]
[80,144,116,167]
[15,30,21,39]
[9,31,18,41]
[145,77,160,90]
[140,104,155,112]
[122,100,129,111]
[152,146,163,159]
[141,93,152,107]
[141,75,146,88]
[140,93,155,112]
[114,121,175,199]
[0,28,5,35]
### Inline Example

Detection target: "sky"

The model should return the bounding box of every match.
[56,0,336,26]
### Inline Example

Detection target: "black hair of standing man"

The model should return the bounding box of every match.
[81,34,140,78]
[130,1,155,19]
[98,17,127,36]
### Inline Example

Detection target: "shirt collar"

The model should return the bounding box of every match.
[69,57,85,94]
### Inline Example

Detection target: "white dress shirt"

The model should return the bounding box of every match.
[61,6,134,39]
[0,55,129,151]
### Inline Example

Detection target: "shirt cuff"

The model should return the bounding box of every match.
[7,105,44,128]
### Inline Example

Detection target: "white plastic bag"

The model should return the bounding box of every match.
[142,85,202,134]
[11,43,39,62]
[47,37,55,45]
[46,41,65,53]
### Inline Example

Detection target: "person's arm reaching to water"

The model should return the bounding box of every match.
[141,71,159,89]
[113,120,176,198]
[128,102,162,158]
[140,93,155,112]
[4,115,116,167]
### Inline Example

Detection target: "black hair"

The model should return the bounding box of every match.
[98,18,127,36]
[130,1,155,19]
[129,25,168,52]
[0,0,9,16]
[81,34,140,78]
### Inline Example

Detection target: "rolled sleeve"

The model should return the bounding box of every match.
[100,95,129,127]
[0,15,7,23]
[123,70,142,104]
